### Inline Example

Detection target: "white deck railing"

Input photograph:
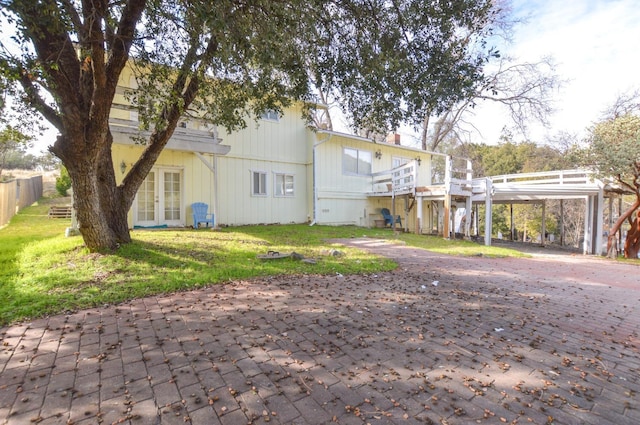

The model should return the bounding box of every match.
[370,160,418,195]
[369,156,473,197]
[484,169,594,186]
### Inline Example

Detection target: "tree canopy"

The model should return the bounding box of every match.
[0,0,501,251]
[0,125,32,177]
[584,113,640,258]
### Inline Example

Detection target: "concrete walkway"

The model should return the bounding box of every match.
[1,239,639,425]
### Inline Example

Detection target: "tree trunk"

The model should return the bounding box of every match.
[606,198,640,259]
[69,165,120,251]
[50,108,135,252]
[421,113,430,151]
[97,131,132,244]
[624,211,640,259]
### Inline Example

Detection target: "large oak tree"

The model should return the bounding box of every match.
[1,0,499,251]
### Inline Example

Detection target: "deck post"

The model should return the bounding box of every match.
[443,196,451,238]
[474,204,479,237]
[464,196,472,238]
[416,198,423,234]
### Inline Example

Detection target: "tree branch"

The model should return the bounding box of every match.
[18,67,63,131]
[60,0,86,43]
[106,0,146,91]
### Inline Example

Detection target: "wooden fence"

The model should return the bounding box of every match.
[0,175,43,227]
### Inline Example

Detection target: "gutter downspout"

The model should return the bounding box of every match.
[310,133,333,226]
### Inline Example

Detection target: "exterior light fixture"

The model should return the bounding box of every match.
[120,160,127,175]
[375,150,382,159]
[415,156,421,165]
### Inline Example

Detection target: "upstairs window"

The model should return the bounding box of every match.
[343,148,372,175]
[261,109,280,121]
[392,157,410,169]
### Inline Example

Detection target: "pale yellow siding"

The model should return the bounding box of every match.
[110,62,444,232]
[313,132,432,229]
[212,103,312,226]
[112,144,218,228]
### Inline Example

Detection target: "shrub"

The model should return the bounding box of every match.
[55,166,72,196]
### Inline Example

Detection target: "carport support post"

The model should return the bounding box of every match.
[583,196,592,255]
[560,200,565,246]
[510,204,514,240]
[484,178,492,246]
[465,159,473,238]
[618,197,623,249]
[541,201,546,246]
[443,156,452,239]
[596,187,604,255]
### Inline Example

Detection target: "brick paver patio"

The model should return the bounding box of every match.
[1,239,639,424]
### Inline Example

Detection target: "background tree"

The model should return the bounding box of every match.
[583,113,640,258]
[0,125,32,178]
[313,0,501,138]
[423,56,560,151]
[454,137,573,243]
[55,165,72,196]
[1,0,500,252]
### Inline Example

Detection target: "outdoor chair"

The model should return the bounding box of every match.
[380,208,401,228]
[192,202,215,229]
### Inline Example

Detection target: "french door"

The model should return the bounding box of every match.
[134,168,183,227]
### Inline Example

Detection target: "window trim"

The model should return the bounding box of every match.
[274,173,295,197]
[251,170,268,197]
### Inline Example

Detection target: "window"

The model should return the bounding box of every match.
[343,148,372,175]
[252,171,267,196]
[392,157,409,169]
[261,109,279,121]
[274,173,294,197]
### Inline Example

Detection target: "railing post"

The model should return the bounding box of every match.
[444,156,452,187]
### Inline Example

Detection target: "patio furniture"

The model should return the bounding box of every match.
[192,202,215,229]
[380,208,401,228]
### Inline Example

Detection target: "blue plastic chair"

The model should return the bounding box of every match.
[380,208,401,227]
[192,202,215,229]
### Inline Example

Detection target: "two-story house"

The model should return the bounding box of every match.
[109,68,472,235]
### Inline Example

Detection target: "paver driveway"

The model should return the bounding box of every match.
[1,239,639,425]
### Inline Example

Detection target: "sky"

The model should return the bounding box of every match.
[466,0,640,146]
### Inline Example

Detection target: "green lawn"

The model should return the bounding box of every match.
[1,200,525,326]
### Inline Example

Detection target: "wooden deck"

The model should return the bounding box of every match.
[367,162,618,255]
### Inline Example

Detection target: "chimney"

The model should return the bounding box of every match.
[386,133,401,145]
